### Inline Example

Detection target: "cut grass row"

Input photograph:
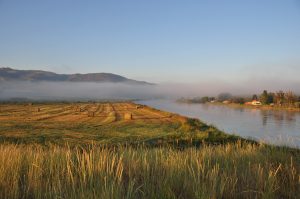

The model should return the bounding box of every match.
[0,102,240,146]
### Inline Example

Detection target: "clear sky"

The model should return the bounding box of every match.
[0,0,299,83]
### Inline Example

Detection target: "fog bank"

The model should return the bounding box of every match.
[0,80,299,101]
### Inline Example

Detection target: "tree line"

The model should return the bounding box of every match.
[256,90,300,107]
[180,90,300,108]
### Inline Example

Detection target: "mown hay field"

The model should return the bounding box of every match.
[0,102,237,146]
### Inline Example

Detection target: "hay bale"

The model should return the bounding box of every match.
[108,112,115,117]
[124,113,132,120]
[136,105,146,109]
[75,106,80,112]
[88,111,95,117]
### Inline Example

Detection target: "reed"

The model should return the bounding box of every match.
[0,142,299,199]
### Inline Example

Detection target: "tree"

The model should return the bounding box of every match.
[267,92,274,104]
[259,90,269,105]
[252,94,258,101]
[274,91,285,105]
[200,96,210,103]
[218,93,232,102]
[232,97,245,104]
[285,91,296,106]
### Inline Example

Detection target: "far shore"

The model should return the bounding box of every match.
[177,101,300,112]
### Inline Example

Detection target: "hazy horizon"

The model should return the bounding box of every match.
[1,80,299,101]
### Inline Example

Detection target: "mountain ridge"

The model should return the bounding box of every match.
[0,67,153,85]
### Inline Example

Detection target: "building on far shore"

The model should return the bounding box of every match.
[245,100,262,106]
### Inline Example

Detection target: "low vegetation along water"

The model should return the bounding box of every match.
[140,100,300,148]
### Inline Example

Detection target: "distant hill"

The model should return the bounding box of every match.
[0,67,153,85]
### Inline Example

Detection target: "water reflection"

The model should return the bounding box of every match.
[262,110,297,126]
[261,111,268,126]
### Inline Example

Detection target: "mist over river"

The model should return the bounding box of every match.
[140,100,300,148]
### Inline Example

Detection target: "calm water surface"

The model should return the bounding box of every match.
[140,100,300,148]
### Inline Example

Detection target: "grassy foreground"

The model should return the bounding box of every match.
[0,102,299,198]
[0,143,299,199]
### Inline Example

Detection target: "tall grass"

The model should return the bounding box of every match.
[0,142,299,199]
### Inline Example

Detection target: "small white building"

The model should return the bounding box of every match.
[251,100,262,106]
[245,100,262,106]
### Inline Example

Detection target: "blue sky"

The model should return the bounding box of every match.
[0,0,299,83]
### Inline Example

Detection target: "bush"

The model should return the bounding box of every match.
[232,97,245,104]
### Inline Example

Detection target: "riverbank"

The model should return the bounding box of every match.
[178,100,300,112]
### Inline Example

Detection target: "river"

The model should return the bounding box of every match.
[140,99,300,148]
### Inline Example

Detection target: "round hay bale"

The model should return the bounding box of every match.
[88,111,95,117]
[136,105,144,109]
[124,113,132,120]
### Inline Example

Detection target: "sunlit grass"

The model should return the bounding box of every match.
[0,142,299,199]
